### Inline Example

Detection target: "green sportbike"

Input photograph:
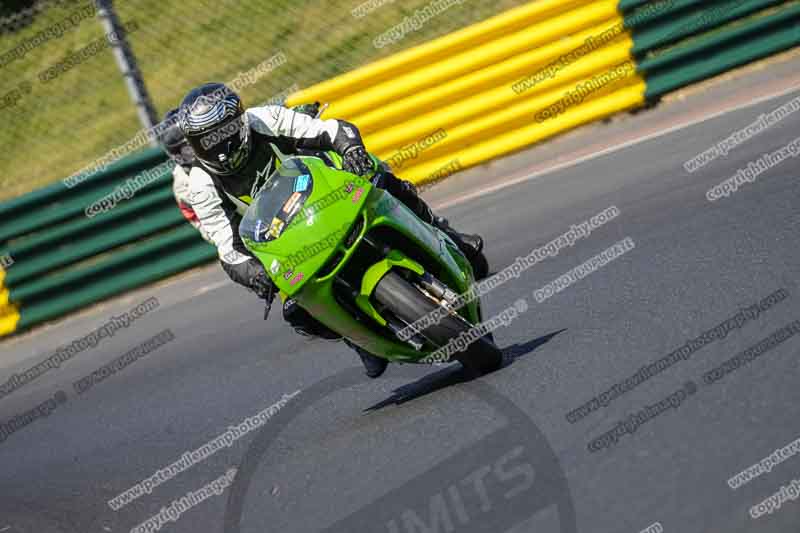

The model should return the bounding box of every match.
[239,153,502,376]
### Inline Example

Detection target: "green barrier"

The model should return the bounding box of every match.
[639,3,800,73]
[0,161,172,243]
[631,0,788,54]
[17,238,216,330]
[0,187,175,260]
[6,207,186,286]
[644,10,800,98]
[0,147,166,223]
[624,0,710,29]
[10,225,210,304]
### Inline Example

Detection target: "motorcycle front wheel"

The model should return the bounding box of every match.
[373,271,502,376]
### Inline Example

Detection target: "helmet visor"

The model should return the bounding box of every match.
[188,114,251,175]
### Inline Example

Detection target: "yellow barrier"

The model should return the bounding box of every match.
[0,268,18,336]
[0,304,20,337]
[388,64,641,174]
[286,0,592,105]
[287,1,645,186]
[370,38,635,159]
[353,17,630,135]
[401,80,647,184]
[320,0,621,120]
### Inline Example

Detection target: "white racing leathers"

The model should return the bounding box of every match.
[188,105,362,272]
[172,165,213,243]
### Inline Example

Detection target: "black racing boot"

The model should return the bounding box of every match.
[344,339,388,378]
[374,172,489,280]
[284,299,342,339]
[433,216,488,280]
[286,301,388,378]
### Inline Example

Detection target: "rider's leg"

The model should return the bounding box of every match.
[372,167,487,278]
[343,339,389,378]
[283,298,389,378]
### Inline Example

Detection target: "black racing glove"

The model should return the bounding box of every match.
[342,146,374,176]
[222,258,277,304]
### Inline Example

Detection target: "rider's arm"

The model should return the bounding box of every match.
[245,105,365,154]
[188,166,250,265]
[188,166,275,298]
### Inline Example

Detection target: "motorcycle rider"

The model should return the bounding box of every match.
[178,82,485,378]
[156,108,213,243]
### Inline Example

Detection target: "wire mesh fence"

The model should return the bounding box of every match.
[0,0,528,200]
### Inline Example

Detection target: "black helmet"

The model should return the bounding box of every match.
[178,82,250,176]
[157,108,195,169]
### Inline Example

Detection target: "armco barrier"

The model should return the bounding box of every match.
[286,0,800,184]
[0,147,217,337]
[1,0,798,338]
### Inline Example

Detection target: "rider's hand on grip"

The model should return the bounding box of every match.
[243,263,276,319]
[259,282,276,320]
[342,146,373,176]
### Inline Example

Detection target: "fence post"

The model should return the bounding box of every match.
[95,0,159,145]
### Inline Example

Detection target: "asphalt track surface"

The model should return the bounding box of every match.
[1,72,799,532]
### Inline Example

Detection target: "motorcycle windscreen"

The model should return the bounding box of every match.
[239,158,313,244]
[239,156,369,295]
